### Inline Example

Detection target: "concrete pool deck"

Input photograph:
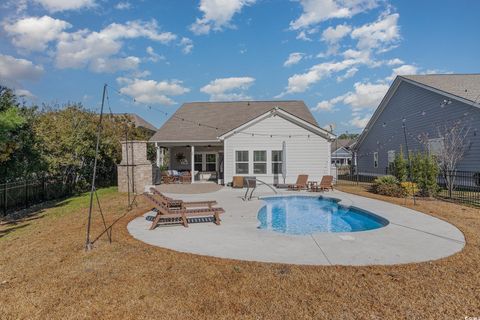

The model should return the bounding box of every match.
[127,186,465,266]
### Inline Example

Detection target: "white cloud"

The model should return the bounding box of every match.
[280,58,363,95]
[321,23,351,43]
[349,114,371,128]
[3,16,71,52]
[200,77,255,101]
[312,81,388,113]
[33,0,95,12]
[190,0,256,35]
[386,64,418,81]
[180,37,194,54]
[115,1,131,10]
[55,20,176,72]
[284,52,304,67]
[351,12,400,51]
[336,67,358,82]
[146,46,165,62]
[90,56,140,73]
[0,54,43,90]
[118,78,190,105]
[386,58,403,66]
[290,0,378,30]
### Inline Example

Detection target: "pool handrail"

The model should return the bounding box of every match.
[243,177,277,201]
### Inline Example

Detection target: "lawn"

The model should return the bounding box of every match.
[1,186,480,319]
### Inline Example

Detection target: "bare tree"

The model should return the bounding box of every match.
[430,121,471,198]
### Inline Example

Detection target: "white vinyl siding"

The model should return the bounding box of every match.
[224,115,330,184]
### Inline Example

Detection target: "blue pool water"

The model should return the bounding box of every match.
[257,196,388,235]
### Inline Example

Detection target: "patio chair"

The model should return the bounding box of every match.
[311,175,334,192]
[149,187,217,209]
[161,171,178,184]
[232,176,244,188]
[179,171,192,184]
[287,174,309,190]
[143,193,224,230]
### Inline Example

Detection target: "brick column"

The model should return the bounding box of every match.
[117,141,153,193]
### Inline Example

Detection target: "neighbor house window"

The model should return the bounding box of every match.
[272,150,283,174]
[205,154,216,172]
[373,152,378,168]
[235,151,249,174]
[387,150,395,164]
[253,151,267,174]
[428,138,444,156]
[194,154,203,171]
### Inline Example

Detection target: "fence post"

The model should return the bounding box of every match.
[2,184,6,216]
[25,179,29,209]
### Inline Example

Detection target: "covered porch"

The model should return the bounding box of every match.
[153,142,224,184]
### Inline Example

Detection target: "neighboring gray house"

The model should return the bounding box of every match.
[331,138,355,166]
[354,74,480,175]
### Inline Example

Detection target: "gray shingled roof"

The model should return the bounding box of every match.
[114,113,156,131]
[331,138,354,153]
[401,74,480,104]
[150,101,318,142]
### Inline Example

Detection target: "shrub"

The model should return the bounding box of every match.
[371,175,406,197]
[390,147,408,182]
[411,153,439,197]
[400,181,419,196]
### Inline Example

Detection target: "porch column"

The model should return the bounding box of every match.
[155,142,161,167]
[191,145,195,183]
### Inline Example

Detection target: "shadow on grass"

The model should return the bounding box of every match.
[0,223,30,238]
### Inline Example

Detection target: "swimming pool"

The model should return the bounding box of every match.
[257,196,388,235]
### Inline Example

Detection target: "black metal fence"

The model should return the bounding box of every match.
[335,167,480,207]
[0,173,118,217]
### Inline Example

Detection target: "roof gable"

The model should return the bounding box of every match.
[355,74,480,149]
[150,100,319,142]
[218,107,335,140]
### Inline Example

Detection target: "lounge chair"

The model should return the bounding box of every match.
[160,170,178,184]
[311,175,334,192]
[143,193,224,230]
[287,174,309,190]
[149,187,217,209]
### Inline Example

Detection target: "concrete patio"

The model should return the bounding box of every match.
[127,186,465,266]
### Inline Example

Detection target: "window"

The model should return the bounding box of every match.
[205,154,216,172]
[373,152,378,168]
[235,151,249,174]
[253,151,267,174]
[387,150,395,164]
[194,154,203,171]
[272,150,283,174]
[428,138,444,156]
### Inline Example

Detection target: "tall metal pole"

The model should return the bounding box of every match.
[85,83,107,251]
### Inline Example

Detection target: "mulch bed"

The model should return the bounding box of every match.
[0,187,479,319]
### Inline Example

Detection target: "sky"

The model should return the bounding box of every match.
[1,0,479,134]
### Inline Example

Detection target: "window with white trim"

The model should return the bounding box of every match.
[387,150,395,164]
[194,154,203,171]
[235,151,249,174]
[428,138,444,156]
[205,154,216,172]
[253,151,267,174]
[272,150,283,174]
[373,152,379,168]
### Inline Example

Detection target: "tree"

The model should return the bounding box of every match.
[411,153,439,197]
[338,133,359,140]
[391,146,408,182]
[432,121,470,198]
[0,87,26,163]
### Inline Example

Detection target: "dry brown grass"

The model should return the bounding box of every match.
[1,186,480,319]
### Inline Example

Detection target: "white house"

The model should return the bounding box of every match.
[149,101,335,185]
